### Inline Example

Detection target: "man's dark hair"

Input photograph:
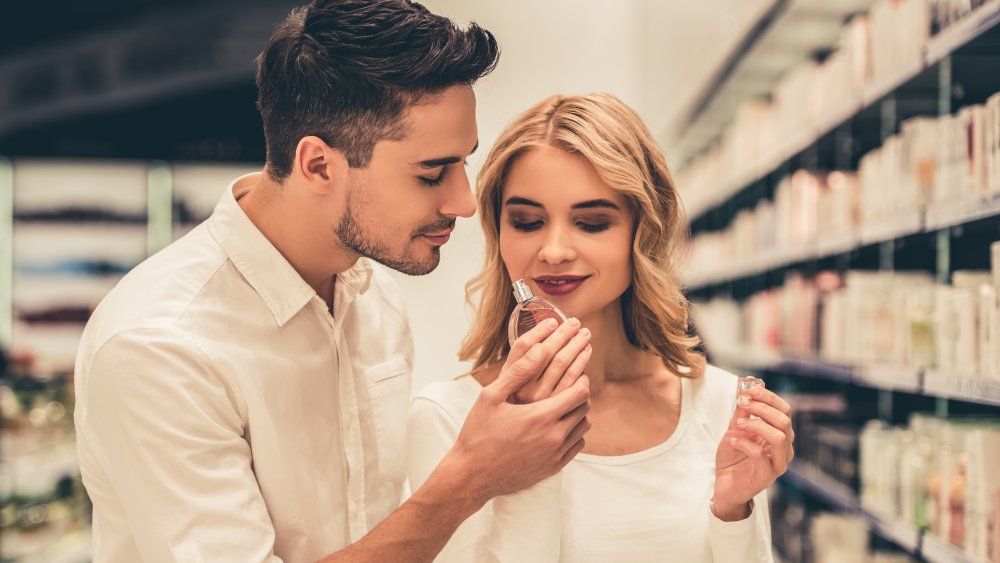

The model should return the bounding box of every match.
[256,0,500,181]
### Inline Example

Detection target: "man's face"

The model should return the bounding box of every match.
[336,85,479,275]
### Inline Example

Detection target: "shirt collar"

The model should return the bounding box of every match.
[208,172,373,327]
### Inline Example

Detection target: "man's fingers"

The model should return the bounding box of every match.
[496,318,583,400]
[540,328,591,391]
[551,339,593,394]
[505,318,560,366]
[490,343,548,398]
[533,374,590,419]
[558,415,591,455]
[557,436,587,469]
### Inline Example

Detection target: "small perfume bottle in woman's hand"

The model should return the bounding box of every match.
[508,279,567,346]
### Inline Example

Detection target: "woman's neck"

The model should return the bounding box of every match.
[577,302,663,397]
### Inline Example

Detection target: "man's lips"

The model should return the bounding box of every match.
[420,228,454,245]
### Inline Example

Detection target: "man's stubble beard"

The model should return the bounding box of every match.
[335,184,441,276]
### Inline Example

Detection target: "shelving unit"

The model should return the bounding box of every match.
[679,2,1000,562]
[713,348,1000,408]
[0,160,253,562]
[784,460,995,561]
[678,0,1000,224]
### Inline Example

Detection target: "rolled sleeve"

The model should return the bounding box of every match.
[81,329,281,563]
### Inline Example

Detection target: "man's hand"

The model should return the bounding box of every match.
[448,318,592,505]
[510,318,592,404]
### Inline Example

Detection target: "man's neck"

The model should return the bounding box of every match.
[236,171,358,302]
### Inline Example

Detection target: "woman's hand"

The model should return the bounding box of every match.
[712,383,795,521]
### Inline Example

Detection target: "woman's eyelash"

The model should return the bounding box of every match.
[512,220,543,232]
[579,222,610,233]
[510,220,611,233]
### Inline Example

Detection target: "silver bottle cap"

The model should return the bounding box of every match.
[512,279,534,304]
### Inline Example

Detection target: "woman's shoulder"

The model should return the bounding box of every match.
[411,373,482,425]
[687,363,740,405]
[685,364,741,441]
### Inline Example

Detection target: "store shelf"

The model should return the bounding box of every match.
[667,0,874,175]
[783,464,926,557]
[861,56,925,107]
[814,232,859,260]
[710,346,784,373]
[710,347,1000,407]
[925,0,1000,66]
[861,508,923,555]
[922,371,1000,407]
[681,0,1000,225]
[924,191,1000,231]
[921,533,988,563]
[853,364,923,394]
[780,356,855,383]
[859,211,926,245]
[783,461,859,513]
[685,195,1000,289]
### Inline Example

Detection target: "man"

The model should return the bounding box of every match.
[73,1,592,561]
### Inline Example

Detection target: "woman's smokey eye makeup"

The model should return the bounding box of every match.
[506,210,545,232]
[574,212,614,232]
[504,209,616,233]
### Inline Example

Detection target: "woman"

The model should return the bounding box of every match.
[407,93,793,562]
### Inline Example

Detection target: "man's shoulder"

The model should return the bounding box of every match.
[81,226,233,352]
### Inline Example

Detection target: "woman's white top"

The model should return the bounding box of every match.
[406,365,774,563]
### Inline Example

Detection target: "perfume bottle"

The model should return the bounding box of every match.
[508,279,567,346]
[737,376,764,419]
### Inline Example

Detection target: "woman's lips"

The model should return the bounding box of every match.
[534,276,590,296]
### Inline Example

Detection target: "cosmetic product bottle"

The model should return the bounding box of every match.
[508,279,567,346]
[738,376,764,402]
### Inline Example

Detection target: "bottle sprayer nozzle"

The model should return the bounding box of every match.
[512,279,534,304]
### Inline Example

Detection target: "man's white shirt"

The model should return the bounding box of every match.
[74,173,414,562]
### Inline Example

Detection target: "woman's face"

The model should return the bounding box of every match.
[499,145,634,321]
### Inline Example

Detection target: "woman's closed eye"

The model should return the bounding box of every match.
[578,221,610,233]
[510,219,544,232]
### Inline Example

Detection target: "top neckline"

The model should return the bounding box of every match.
[456,373,691,466]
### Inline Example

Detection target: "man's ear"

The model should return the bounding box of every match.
[293,136,350,195]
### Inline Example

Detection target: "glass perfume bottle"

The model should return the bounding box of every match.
[508,279,567,346]
[737,376,764,420]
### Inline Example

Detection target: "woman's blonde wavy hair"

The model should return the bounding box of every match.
[459,92,706,378]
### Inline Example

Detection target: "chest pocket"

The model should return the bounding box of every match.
[363,356,411,484]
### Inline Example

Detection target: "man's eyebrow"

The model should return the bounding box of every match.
[414,141,479,169]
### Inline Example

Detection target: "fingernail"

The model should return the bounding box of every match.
[737,418,747,426]
[580,328,590,337]
[749,386,762,397]
[546,319,558,328]
[739,397,751,408]
[729,437,737,445]
[584,344,593,352]
[567,318,581,328]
